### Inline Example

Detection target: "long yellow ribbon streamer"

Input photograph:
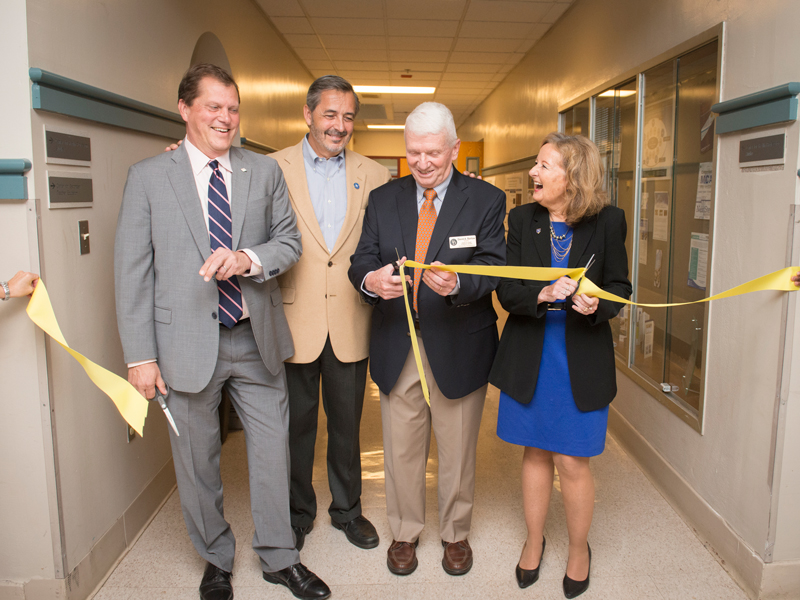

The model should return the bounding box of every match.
[402,260,800,405]
[26,282,149,436]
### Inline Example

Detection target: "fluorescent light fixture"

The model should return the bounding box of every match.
[367,125,406,130]
[354,86,435,94]
[598,90,636,97]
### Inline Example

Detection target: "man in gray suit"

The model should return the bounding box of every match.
[115,64,330,600]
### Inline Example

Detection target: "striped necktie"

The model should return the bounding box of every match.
[413,188,438,314]
[208,160,243,328]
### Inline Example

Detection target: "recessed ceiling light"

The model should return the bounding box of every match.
[367,125,406,130]
[598,90,636,97]
[354,86,435,94]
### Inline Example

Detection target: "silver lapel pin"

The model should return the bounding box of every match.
[536,228,542,234]
[241,168,247,172]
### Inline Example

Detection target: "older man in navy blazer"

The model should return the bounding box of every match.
[349,102,506,577]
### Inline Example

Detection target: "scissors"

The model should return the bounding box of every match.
[153,384,180,436]
[576,254,596,290]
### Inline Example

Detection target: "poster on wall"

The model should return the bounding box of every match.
[653,192,669,241]
[505,173,523,207]
[644,320,655,359]
[688,232,709,290]
[694,162,713,220]
[639,217,648,265]
[642,99,674,172]
[653,249,663,288]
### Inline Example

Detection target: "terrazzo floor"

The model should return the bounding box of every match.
[92,376,747,600]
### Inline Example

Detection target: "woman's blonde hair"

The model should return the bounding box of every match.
[541,132,609,224]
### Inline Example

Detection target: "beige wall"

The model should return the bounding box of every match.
[0,0,56,587]
[460,0,800,594]
[352,130,406,157]
[2,0,313,595]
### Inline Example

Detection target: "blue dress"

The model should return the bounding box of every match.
[496,221,608,457]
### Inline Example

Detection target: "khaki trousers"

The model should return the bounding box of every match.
[380,336,487,543]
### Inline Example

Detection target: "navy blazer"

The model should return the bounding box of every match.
[349,168,506,399]
[488,202,631,412]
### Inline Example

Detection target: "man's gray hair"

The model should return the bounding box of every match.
[405,102,458,146]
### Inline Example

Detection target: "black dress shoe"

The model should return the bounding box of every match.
[199,562,233,600]
[292,523,314,551]
[332,515,379,549]
[563,543,591,599]
[516,536,546,588]
[263,563,331,600]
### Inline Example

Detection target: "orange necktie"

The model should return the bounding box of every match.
[414,188,438,313]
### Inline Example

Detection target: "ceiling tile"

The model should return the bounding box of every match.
[389,61,446,72]
[387,19,460,37]
[446,63,503,73]
[308,17,384,35]
[389,50,450,63]
[389,74,441,84]
[386,0,467,20]
[388,36,454,52]
[466,1,552,23]
[270,16,315,34]
[453,37,525,53]
[334,60,391,71]
[329,48,389,61]
[256,0,304,17]
[339,70,393,81]
[312,70,336,78]
[441,72,495,82]
[294,47,330,61]
[282,34,323,48]
[449,51,513,64]
[301,0,384,18]
[303,60,336,71]
[318,35,387,49]
[542,1,571,23]
[458,21,534,38]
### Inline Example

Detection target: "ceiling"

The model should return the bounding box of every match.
[254,0,575,128]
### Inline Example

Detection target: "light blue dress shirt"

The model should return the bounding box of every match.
[302,135,347,252]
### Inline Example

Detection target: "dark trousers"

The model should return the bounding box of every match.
[285,336,369,527]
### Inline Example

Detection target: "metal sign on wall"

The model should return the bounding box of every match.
[47,171,93,208]
[44,126,92,166]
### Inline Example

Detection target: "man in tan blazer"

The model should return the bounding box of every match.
[272,76,391,551]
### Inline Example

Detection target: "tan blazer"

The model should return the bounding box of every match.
[273,140,392,364]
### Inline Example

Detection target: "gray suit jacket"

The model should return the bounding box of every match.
[114,144,302,393]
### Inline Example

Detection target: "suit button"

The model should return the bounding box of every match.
[328,261,333,267]
[211,312,217,320]
[325,294,327,299]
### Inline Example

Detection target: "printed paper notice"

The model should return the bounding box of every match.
[644,320,655,359]
[694,162,713,220]
[687,232,709,290]
[639,217,648,265]
[653,192,669,241]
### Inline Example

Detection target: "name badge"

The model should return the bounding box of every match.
[449,235,476,249]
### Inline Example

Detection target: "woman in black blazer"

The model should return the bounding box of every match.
[489,133,631,598]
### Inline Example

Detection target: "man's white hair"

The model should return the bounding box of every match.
[405,102,458,146]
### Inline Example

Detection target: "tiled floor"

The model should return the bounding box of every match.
[93,379,747,600]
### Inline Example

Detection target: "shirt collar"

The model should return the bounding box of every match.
[302,134,345,166]
[416,166,454,203]
[183,137,232,176]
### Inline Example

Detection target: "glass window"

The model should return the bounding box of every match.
[561,99,591,137]
[594,81,637,359]
[561,39,719,425]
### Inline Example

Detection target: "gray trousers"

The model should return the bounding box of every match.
[165,321,299,573]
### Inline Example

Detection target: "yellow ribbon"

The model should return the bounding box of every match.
[26,282,149,436]
[402,260,800,405]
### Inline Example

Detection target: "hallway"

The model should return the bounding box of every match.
[92,379,746,600]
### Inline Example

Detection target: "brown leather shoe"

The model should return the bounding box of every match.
[442,539,473,575]
[387,539,419,575]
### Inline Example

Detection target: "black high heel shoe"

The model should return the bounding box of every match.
[515,537,546,589]
[563,543,591,599]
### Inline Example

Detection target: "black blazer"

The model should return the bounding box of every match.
[488,202,631,412]
[349,169,506,399]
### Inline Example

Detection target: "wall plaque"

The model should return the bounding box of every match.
[46,130,91,162]
[48,172,93,208]
[739,133,785,168]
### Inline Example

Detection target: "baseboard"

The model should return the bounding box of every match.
[760,559,800,599]
[0,458,175,600]
[608,407,765,600]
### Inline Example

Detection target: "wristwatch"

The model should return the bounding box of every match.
[1,281,10,301]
